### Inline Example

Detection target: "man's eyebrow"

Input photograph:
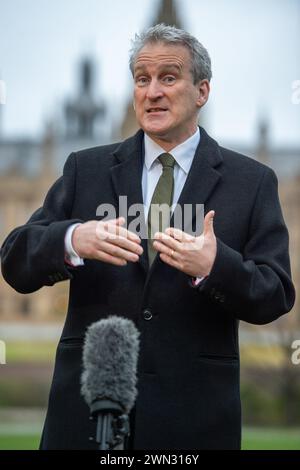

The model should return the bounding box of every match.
[134,63,181,73]
[134,65,147,73]
[158,64,181,72]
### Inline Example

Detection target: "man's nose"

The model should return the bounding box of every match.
[146,79,164,100]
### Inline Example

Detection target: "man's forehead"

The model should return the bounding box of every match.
[134,43,189,70]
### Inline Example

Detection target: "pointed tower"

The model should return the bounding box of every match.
[154,0,182,27]
[64,57,105,139]
[120,0,183,139]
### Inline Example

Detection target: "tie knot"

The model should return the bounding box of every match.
[158,152,175,169]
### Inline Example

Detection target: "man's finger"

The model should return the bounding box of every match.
[165,227,194,242]
[99,219,141,243]
[102,234,143,255]
[109,217,126,226]
[153,232,182,252]
[99,240,140,263]
[107,223,141,243]
[159,252,183,271]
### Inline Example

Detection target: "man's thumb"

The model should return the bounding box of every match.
[203,210,215,236]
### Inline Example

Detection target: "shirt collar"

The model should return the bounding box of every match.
[144,127,200,174]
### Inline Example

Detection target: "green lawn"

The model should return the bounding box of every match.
[0,428,299,450]
[6,342,288,366]
[243,427,300,450]
[6,342,56,363]
[0,434,40,450]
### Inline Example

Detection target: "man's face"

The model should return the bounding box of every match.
[133,42,209,148]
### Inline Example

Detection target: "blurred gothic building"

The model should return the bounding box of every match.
[0,0,299,327]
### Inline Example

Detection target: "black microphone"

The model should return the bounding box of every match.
[81,316,140,450]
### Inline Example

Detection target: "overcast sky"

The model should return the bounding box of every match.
[0,0,299,146]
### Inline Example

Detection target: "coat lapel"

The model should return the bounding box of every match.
[110,129,149,275]
[170,127,223,232]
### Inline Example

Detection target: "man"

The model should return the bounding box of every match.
[0,24,295,450]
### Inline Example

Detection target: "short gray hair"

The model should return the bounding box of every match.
[129,23,212,83]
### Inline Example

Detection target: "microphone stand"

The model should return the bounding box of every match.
[90,398,130,450]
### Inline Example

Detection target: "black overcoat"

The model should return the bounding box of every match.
[1,128,295,449]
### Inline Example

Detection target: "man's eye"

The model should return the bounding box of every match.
[135,77,148,85]
[163,76,176,84]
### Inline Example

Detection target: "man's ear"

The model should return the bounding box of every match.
[196,79,210,108]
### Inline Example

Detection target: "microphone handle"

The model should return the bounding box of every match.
[97,412,111,450]
[96,412,125,450]
[91,399,128,450]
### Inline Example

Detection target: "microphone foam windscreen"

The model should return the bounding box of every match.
[81,315,140,413]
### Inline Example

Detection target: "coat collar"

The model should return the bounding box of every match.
[110,127,223,275]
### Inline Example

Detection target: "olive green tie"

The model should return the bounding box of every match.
[147,153,176,266]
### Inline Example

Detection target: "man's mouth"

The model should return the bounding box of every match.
[146,107,168,113]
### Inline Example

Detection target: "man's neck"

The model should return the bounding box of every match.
[145,126,199,152]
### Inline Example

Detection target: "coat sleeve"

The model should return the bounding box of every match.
[195,167,296,325]
[0,152,84,294]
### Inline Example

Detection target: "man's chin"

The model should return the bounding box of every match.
[142,123,173,139]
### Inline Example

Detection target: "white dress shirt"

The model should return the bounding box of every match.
[142,127,200,218]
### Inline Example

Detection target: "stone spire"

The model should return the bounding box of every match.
[155,0,182,28]
[64,57,105,139]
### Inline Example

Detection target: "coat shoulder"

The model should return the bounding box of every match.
[219,145,275,180]
[73,141,122,161]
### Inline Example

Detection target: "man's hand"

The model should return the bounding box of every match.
[72,217,143,266]
[152,210,216,277]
